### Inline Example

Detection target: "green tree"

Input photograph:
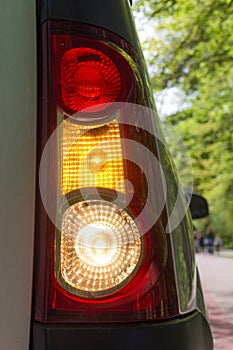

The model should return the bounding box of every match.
[134,0,233,245]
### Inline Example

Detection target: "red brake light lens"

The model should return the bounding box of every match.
[54,34,134,120]
[61,47,122,113]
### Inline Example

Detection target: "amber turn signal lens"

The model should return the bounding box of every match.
[61,119,125,194]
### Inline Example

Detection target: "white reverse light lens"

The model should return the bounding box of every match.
[59,199,142,298]
[75,224,118,266]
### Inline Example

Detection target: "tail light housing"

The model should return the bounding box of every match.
[33,19,179,324]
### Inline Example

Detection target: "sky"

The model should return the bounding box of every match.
[133,9,190,119]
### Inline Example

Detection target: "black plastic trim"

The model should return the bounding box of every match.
[31,311,213,350]
[37,0,137,47]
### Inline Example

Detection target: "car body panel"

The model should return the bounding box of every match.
[0,1,36,349]
[32,311,213,350]
[37,0,138,49]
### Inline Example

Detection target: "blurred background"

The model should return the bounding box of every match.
[133,1,233,349]
[133,0,233,247]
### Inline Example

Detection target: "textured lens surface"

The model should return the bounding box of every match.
[61,119,125,194]
[61,47,121,113]
[59,200,142,298]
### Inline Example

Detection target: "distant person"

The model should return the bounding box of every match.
[193,226,200,253]
[199,233,205,253]
[213,235,222,253]
[204,224,214,254]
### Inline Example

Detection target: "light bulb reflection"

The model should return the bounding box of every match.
[86,149,108,173]
[75,224,118,266]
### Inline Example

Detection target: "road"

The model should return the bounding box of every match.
[196,251,233,350]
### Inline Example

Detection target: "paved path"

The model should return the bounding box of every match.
[196,251,233,350]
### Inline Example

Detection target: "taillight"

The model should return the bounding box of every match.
[61,46,123,114]
[33,19,179,325]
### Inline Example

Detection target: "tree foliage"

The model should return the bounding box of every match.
[134,0,233,245]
